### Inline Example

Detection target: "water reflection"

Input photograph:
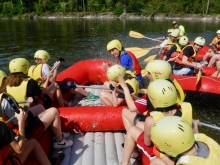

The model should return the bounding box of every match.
[0,18,219,142]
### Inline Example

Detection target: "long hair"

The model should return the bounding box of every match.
[5,73,29,87]
[0,121,13,149]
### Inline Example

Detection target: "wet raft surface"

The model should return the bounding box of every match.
[52,85,142,165]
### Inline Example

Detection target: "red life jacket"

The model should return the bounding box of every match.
[174,44,197,66]
[117,51,142,75]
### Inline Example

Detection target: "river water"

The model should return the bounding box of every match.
[0,18,219,142]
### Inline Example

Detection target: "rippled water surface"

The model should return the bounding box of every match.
[0,18,220,142]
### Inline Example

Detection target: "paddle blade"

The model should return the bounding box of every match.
[129,31,146,39]
[141,69,148,77]
[143,54,157,63]
[125,47,151,59]
[196,68,202,85]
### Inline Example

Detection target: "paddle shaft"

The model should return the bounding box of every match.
[200,122,220,131]
[5,101,28,125]
[76,85,139,100]
[39,60,62,86]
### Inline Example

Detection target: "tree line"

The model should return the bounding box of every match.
[0,0,219,17]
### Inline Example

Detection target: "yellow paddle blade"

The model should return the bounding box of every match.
[143,54,157,63]
[125,47,151,59]
[141,69,148,77]
[129,30,146,39]
[172,78,185,102]
[139,88,147,94]
[0,117,3,122]
[125,47,150,52]
[196,68,202,85]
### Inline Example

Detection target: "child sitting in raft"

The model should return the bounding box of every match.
[120,60,185,132]
[28,50,99,106]
[99,64,140,107]
[103,39,144,88]
[0,112,57,165]
[150,116,220,165]
[121,79,197,165]
[2,59,73,149]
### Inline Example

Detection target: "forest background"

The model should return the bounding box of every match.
[0,0,219,18]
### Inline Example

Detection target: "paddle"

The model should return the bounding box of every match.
[125,47,152,59]
[39,58,65,86]
[200,122,220,131]
[5,99,30,125]
[77,85,220,131]
[129,31,162,42]
[76,85,140,99]
[195,67,202,85]
[143,54,157,63]
[125,47,163,59]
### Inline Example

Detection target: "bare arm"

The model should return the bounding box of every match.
[10,109,27,154]
[118,75,137,111]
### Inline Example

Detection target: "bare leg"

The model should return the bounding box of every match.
[99,90,113,106]
[202,50,214,62]
[136,121,144,131]
[30,104,45,117]
[122,108,137,131]
[71,88,89,97]
[122,126,142,165]
[38,107,62,141]
[150,158,167,165]
[46,82,64,107]
[208,55,220,67]
[212,61,220,77]
[14,139,50,165]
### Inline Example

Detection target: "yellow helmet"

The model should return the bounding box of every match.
[172,20,177,25]
[0,70,7,87]
[107,39,122,51]
[34,50,50,63]
[145,60,172,80]
[194,37,205,46]
[170,29,180,38]
[107,64,125,82]
[216,30,220,34]
[147,79,177,109]
[124,70,139,96]
[9,58,30,74]
[179,36,189,46]
[151,116,195,157]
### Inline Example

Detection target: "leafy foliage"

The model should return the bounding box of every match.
[0,0,219,17]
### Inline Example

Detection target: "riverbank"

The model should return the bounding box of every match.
[3,12,220,21]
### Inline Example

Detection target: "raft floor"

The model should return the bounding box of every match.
[52,85,142,165]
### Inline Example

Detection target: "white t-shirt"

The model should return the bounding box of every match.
[42,64,51,78]
[159,39,168,48]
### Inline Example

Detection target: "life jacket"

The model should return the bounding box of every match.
[0,145,13,165]
[174,44,197,66]
[6,79,43,108]
[124,70,140,96]
[28,63,51,85]
[151,102,193,159]
[6,79,30,108]
[168,43,183,62]
[176,133,220,165]
[212,36,220,52]
[118,50,142,76]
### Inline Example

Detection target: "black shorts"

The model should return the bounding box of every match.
[43,94,52,109]
[25,112,45,139]
[57,81,77,93]
[133,114,146,125]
